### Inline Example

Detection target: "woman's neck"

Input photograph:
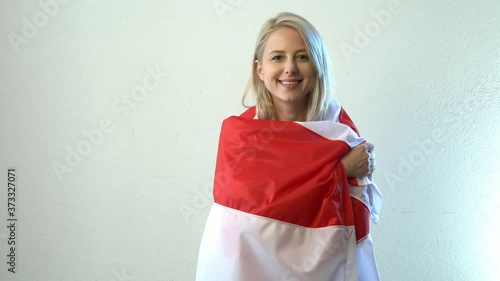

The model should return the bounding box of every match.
[274,100,307,122]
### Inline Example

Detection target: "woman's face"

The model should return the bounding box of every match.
[256,27,316,112]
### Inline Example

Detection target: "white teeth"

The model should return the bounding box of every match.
[280,81,299,85]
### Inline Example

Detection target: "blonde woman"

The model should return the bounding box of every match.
[197,12,382,281]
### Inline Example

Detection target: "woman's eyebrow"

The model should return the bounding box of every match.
[268,49,308,55]
[268,50,285,55]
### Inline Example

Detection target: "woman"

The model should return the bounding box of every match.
[196,12,382,281]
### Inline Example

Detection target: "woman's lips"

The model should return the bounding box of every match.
[279,79,302,88]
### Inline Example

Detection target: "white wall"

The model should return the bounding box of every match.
[1,0,499,280]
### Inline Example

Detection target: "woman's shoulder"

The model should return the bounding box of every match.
[239,106,257,119]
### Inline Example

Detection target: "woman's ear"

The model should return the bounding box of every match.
[255,60,264,81]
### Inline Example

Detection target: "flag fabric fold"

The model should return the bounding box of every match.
[196,100,382,281]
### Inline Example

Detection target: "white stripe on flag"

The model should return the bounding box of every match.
[295,121,365,148]
[356,234,381,281]
[196,203,358,281]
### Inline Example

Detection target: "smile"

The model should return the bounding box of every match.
[279,80,302,85]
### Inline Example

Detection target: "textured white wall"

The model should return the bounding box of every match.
[1,0,499,280]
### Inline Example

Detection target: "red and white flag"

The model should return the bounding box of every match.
[196,100,382,281]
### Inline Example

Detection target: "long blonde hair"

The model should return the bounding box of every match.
[242,12,334,121]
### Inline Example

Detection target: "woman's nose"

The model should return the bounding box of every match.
[284,59,297,74]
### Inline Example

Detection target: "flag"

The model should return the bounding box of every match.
[196,100,382,281]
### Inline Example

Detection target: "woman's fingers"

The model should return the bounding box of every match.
[365,142,374,152]
[365,142,375,174]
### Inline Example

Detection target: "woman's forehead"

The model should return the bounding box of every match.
[264,27,307,52]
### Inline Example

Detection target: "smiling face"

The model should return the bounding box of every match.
[256,27,316,117]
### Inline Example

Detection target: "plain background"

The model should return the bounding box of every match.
[1,0,499,280]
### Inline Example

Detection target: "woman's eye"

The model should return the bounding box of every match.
[272,55,283,60]
[297,55,309,60]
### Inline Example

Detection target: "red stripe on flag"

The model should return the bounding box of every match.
[214,109,355,229]
[351,197,370,241]
[338,107,360,136]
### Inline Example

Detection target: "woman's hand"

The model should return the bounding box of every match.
[340,142,375,178]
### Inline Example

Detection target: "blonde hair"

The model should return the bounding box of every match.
[243,12,334,121]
